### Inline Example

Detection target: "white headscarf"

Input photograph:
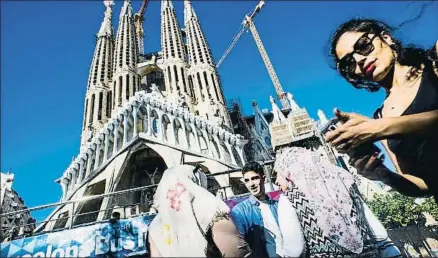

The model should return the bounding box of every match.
[274,147,364,254]
[148,165,230,257]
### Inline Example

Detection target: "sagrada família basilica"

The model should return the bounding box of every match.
[1,0,385,237]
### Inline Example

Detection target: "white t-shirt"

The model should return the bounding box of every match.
[259,195,306,257]
[278,194,306,257]
[259,201,284,256]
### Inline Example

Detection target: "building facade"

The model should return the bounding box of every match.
[0,172,35,242]
[40,0,246,232]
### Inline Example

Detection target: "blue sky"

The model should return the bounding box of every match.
[1,1,437,220]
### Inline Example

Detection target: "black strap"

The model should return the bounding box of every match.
[373,106,383,119]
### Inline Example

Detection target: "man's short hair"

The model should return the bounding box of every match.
[242,162,264,176]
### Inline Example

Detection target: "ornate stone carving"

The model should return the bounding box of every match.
[60,90,245,200]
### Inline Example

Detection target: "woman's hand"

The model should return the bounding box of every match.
[325,108,387,152]
[347,152,386,181]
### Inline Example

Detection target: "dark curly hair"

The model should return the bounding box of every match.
[242,161,264,177]
[329,18,427,92]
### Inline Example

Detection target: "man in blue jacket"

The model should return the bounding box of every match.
[230,162,281,257]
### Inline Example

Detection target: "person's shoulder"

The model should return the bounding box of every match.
[232,198,250,209]
[231,198,252,214]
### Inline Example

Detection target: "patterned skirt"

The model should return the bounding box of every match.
[284,184,379,258]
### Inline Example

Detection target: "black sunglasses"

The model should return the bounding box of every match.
[338,32,378,75]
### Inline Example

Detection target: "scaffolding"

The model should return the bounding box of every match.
[227,98,256,162]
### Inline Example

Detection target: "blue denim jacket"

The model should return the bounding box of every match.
[231,195,279,257]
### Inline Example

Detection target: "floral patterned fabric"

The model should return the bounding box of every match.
[274,147,378,256]
[149,165,231,257]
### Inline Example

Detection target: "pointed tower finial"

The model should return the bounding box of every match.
[98,0,114,37]
[317,109,329,125]
[184,0,197,24]
[161,0,174,12]
[120,0,133,18]
[286,92,300,111]
[270,96,287,123]
[104,0,114,9]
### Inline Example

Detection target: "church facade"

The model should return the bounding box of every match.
[40,0,246,231]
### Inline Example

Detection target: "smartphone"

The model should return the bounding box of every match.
[321,117,342,136]
[321,117,381,158]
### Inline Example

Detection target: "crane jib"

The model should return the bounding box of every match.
[215,0,290,110]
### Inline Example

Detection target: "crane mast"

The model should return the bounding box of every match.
[244,16,290,109]
[135,0,149,55]
[217,1,290,109]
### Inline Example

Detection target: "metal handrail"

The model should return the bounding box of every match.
[1,162,278,218]
[0,184,158,217]
[1,165,278,243]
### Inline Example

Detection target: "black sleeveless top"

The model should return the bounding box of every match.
[374,48,438,196]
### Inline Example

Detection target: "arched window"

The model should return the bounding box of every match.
[196,73,203,100]
[125,74,129,100]
[118,76,122,105]
[203,72,210,98]
[98,92,103,121]
[133,75,137,93]
[90,94,95,123]
[113,81,116,108]
[181,67,187,93]
[188,75,196,101]
[107,91,111,118]
[83,99,89,130]
[211,74,220,101]
[167,68,172,91]
[173,66,179,91]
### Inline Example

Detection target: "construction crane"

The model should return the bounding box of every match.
[135,0,150,55]
[216,1,290,109]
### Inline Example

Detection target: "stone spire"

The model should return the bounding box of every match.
[317,109,329,125]
[270,96,287,124]
[252,100,270,136]
[252,100,272,149]
[81,0,115,150]
[286,92,300,111]
[111,0,140,113]
[184,0,214,67]
[184,0,231,127]
[160,0,190,99]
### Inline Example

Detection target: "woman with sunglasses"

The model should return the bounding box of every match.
[325,18,438,201]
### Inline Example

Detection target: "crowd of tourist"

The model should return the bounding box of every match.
[146,158,403,257]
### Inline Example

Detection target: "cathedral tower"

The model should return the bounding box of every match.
[184,0,231,127]
[111,0,140,113]
[81,0,115,150]
[160,0,191,99]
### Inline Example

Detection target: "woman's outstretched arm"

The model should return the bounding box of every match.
[378,110,438,138]
[325,110,438,151]
[211,217,253,258]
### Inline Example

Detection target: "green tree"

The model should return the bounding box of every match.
[419,197,438,219]
[367,192,438,229]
